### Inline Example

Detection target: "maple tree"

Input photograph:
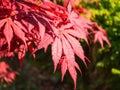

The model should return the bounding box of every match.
[0,0,110,89]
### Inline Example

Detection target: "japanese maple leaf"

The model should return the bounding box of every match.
[59,56,80,90]
[0,0,53,64]
[33,1,110,89]
[0,0,110,90]
[94,29,111,48]
[1,17,27,51]
[0,61,18,83]
[50,22,89,89]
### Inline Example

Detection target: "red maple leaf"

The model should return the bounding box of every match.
[94,28,111,48]
[0,61,18,83]
[0,0,110,90]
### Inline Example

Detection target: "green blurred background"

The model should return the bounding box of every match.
[1,0,120,90]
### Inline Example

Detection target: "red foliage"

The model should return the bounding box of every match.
[0,61,18,83]
[0,0,110,89]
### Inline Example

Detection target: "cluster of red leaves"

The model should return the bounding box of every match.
[0,0,110,89]
[0,61,18,83]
